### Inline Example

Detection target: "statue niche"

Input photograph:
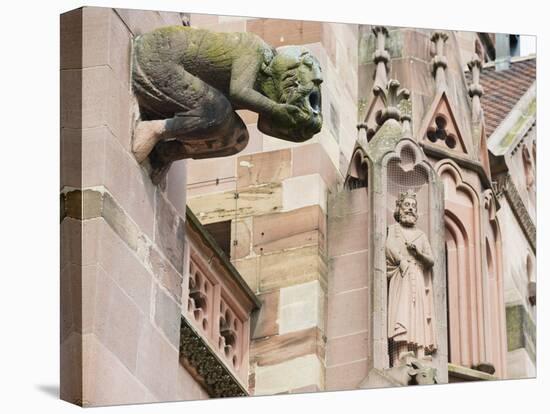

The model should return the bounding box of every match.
[131,26,323,183]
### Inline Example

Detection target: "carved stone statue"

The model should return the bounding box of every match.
[386,190,437,366]
[132,26,323,183]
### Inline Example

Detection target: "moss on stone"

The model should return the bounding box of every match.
[498,98,536,151]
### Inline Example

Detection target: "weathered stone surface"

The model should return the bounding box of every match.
[506,304,536,359]
[253,205,326,255]
[68,125,155,240]
[60,263,84,339]
[135,323,180,400]
[259,245,327,292]
[330,250,369,295]
[64,189,103,220]
[187,156,236,188]
[237,149,291,189]
[327,287,368,339]
[154,286,181,349]
[231,217,253,260]
[61,9,83,70]
[189,13,219,27]
[61,217,82,267]
[155,192,185,272]
[247,19,322,46]
[60,128,82,189]
[292,143,341,190]
[329,187,368,217]
[97,218,151,315]
[115,8,172,36]
[80,66,131,146]
[61,332,83,405]
[279,281,325,334]
[188,183,282,225]
[102,191,143,252]
[102,133,156,238]
[327,331,368,367]
[328,211,369,257]
[232,256,260,293]
[82,333,156,406]
[326,359,368,391]
[254,354,324,395]
[252,327,324,367]
[81,7,132,90]
[149,246,183,303]
[60,69,82,129]
[506,348,536,379]
[93,266,146,374]
[175,364,210,401]
[252,290,279,339]
[282,174,328,213]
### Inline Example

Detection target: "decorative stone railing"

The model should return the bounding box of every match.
[180,208,260,398]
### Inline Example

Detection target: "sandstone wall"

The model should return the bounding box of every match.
[186,14,359,394]
[60,7,207,406]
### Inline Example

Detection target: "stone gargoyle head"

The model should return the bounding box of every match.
[407,360,438,385]
[257,46,323,142]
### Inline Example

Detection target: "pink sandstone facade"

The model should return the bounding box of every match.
[60,7,536,406]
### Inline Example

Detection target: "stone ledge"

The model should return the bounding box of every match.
[448,363,496,381]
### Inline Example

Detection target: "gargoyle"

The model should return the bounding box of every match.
[407,359,438,385]
[132,26,323,183]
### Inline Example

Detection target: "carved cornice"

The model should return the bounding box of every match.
[180,317,248,398]
[496,174,536,252]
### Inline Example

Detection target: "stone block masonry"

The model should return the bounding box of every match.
[185,13,358,396]
[60,7,208,406]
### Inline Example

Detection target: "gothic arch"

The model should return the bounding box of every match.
[436,160,488,371]
[345,147,369,190]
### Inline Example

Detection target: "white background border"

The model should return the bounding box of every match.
[0,0,545,413]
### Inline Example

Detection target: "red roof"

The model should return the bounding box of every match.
[475,57,536,137]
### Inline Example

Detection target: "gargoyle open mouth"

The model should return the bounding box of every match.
[308,89,321,115]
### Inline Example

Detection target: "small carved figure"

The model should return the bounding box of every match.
[132,26,323,183]
[407,359,438,385]
[386,190,437,366]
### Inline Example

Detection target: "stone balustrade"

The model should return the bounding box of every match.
[180,208,261,397]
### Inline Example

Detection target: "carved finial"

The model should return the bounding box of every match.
[467,54,484,122]
[431,31,448,92]
[372,26,391,89]
[373,79,410,125]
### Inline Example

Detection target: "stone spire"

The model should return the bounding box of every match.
[431,32,448,92]
[372,26,391,90]
[467,54,484,123]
